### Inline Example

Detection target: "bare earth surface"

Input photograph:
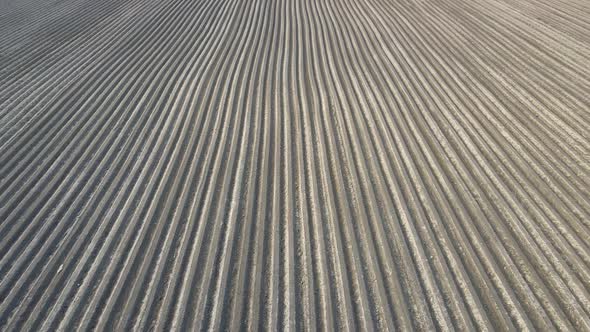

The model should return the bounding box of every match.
[1,0,590,330]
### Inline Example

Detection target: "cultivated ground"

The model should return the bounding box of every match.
[0,0,589,330]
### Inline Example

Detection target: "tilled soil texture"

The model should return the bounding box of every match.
[1,0,590,330]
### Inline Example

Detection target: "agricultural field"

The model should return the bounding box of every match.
[0,0,589,329]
